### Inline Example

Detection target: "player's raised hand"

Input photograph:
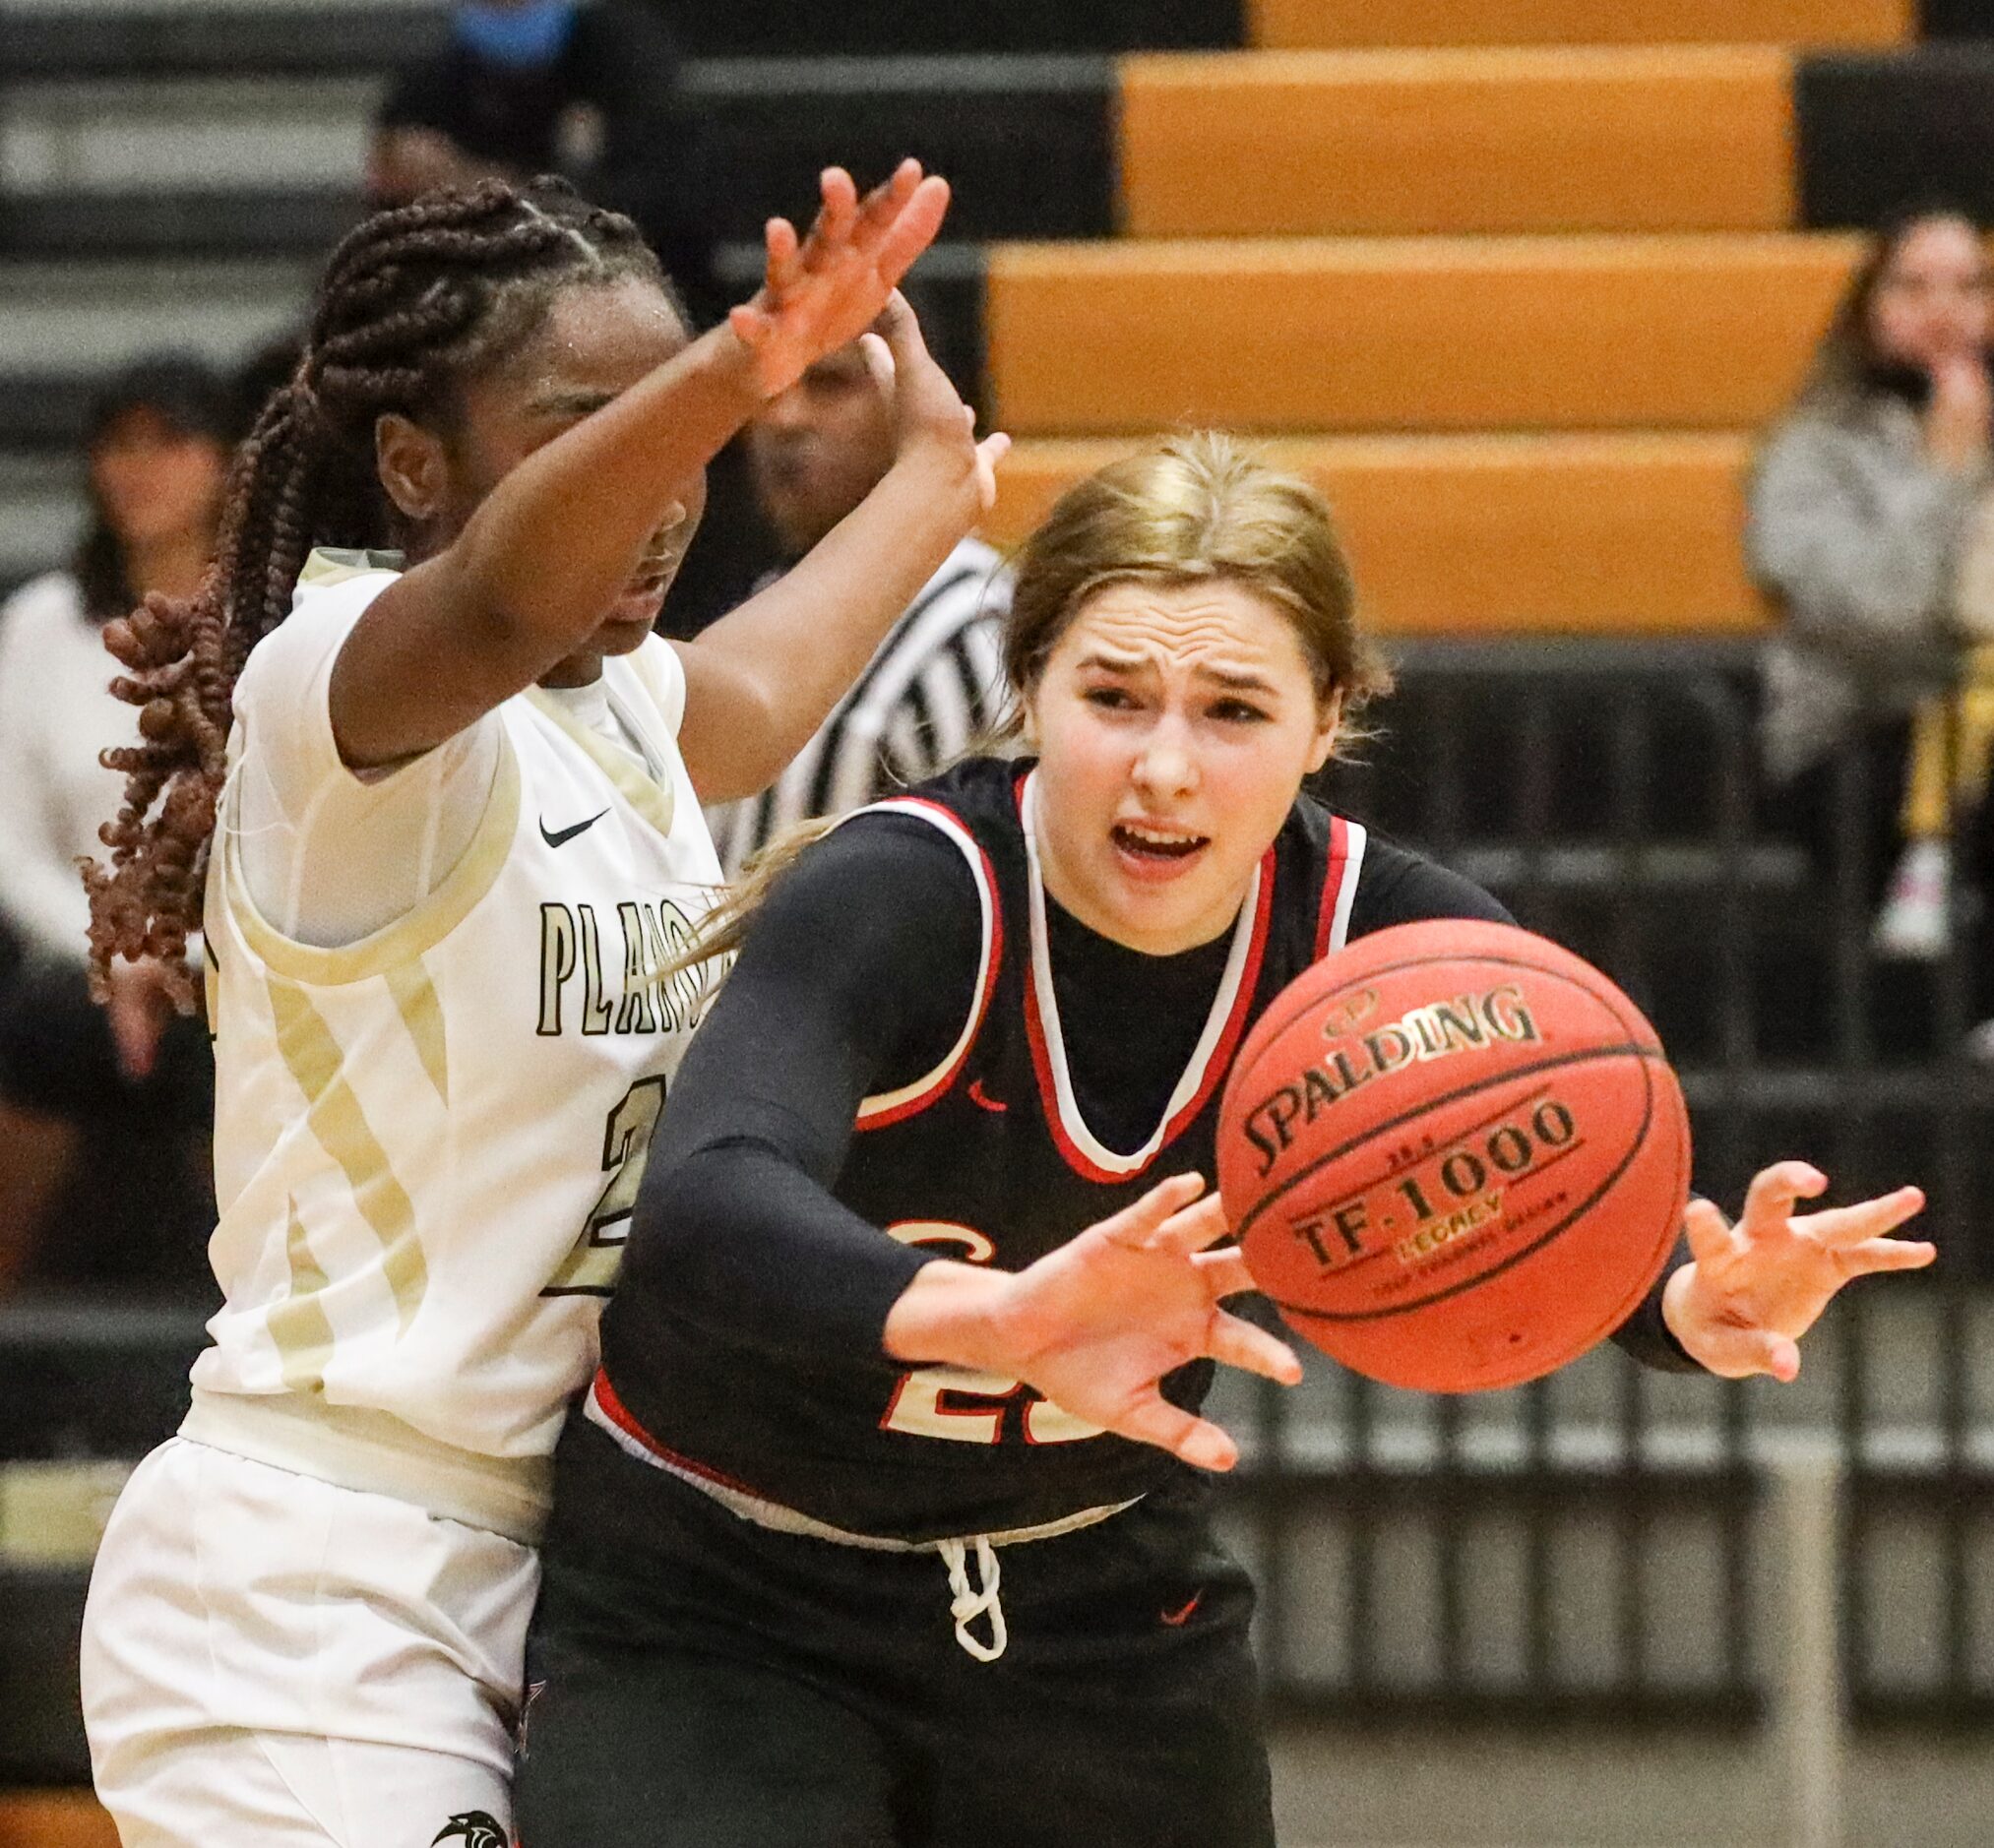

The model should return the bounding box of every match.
[1661,1162,1933,1381]
[980,1173,1302,1473]
[729,161,951,400]
[861,292,1009,516]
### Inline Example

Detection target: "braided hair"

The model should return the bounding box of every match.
[84,177,667,1006]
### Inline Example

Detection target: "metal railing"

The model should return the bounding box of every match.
[0,638,1989,1785]
[1232,636,1994,1729]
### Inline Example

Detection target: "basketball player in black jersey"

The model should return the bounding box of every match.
[514,436,1932,1848]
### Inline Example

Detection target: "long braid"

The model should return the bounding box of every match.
[83,177,663,1006]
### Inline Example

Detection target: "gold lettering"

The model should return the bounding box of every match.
[577,903,613,1035]
[613,901,658,1035]
[1394,1192,1502,1267]
[536,903,577,1035]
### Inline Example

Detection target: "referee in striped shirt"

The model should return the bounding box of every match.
[708,330,1011,876]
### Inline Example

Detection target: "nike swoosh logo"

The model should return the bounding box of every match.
[967,1078,1007,1114]
[540,808,610,848]
[1160,1592,1203,1627]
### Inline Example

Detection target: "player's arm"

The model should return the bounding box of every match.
[623,815,1298,1474]
[673,298,1006,805]
[619,817,984,1357]
[328,163,950,770]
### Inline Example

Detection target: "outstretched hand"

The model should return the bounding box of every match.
[1661,1162,1933,1381]
[859,292,1009,518]
[979,1173,1301,1472]
[729,160,951,400]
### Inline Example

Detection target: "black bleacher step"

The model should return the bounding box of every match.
[689,55,1114,243]
[1924,0,1994,39]
[1680,1064,1994,1112]
[1,3,445,78]
[675,0,1240,54]
[0,1300,207,1464]
[0,188,363,260]
[1797,45,1994,229]
[0,50,1114,261]
[0,0,1236,75]
[0,242,987,449]
[0,1568,92,1785]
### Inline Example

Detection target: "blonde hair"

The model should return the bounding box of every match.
[685,433,1391,972]
[1005,431,1389,715]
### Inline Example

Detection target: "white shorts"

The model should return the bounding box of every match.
[80,1436,536,1848]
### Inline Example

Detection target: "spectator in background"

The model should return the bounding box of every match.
[369,0,713,317]
[0,358,231,1288]
[709,330,1010,875]
[368,0,779,637]
[1749,207,1994,996]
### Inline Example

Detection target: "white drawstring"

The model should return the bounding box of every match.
[939,1535,1008,1663]
[585,1382,1144,1669]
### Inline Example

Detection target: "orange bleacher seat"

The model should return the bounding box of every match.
[982,433,1767,635]
[1251,0,1908,49]
[986,233,1858,436]
[1120,48,1794,238]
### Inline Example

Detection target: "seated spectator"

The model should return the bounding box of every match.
[0,358,230,1290]
[368,0,713,318]
[708,331,1010,874]
[368,3,780,636]
[1749,207,1994,997]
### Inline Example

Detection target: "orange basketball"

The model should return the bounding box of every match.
[1215,919,1690,1393]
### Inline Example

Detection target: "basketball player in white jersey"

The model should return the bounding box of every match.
[77,164,1004,1845]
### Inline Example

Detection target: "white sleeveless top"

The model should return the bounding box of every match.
[184,552,724,1540]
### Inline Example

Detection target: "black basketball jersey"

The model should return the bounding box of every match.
[593,758,1408,1544]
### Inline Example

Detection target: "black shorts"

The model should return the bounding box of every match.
[514,1418,1275,1848]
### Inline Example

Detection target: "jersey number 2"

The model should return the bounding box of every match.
[878,1223,1103,1446]
[542,1076,667,1297]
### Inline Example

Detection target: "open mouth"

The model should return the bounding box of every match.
[1111,821,1210,864]
[609,565,674,622]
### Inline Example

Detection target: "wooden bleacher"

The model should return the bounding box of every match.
[987,2,1908,634]
[983,433,1762,633]
[987,234,1857,433]
[1119,47,1798,237]
[1249,0,1909,50]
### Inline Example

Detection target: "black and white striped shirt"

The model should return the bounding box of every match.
[708,537,1012,876]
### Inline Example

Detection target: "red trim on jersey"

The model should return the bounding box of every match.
[1026,844,1277,1185]
[589,1368,767,1502]
[1314,813,1355,961]
[852,797,1005,1132]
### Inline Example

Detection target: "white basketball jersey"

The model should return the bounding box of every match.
[191,563,724,1493]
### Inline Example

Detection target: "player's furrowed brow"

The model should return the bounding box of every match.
[1076,648,1150,676]
[1201,666,1279,695]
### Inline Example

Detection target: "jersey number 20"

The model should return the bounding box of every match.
[878,1223,1103,1446]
